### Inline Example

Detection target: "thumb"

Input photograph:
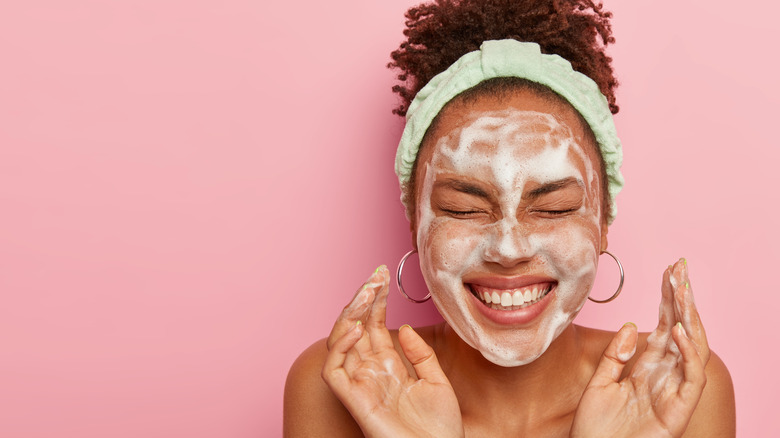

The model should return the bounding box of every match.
[398,324,450,385]
[588,322,638,388]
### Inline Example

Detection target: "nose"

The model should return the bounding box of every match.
[482,218,534,268]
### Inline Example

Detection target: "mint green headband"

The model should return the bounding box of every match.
[395,39,624,223]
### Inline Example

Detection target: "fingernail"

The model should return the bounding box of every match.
[624,322,637,328]
[356,320,362,327]
[400,324,412,331]
[682,258,687,265]
[684,281,689,289]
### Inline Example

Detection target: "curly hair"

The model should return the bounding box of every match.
[388,0,619,116]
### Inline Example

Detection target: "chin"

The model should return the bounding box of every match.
[459,317,571,367]
[474,320,569,367]
[430,277,588,368]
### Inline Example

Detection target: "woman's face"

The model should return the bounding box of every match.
[412,89,608,367]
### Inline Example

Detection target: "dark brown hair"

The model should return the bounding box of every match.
[388,0,619,116]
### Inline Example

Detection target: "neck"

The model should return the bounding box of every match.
[434,322,592,431]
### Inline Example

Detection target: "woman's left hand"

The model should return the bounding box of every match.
[571,258,710,438]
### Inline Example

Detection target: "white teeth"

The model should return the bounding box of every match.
[473,284,553,309]
[501,292,512,307]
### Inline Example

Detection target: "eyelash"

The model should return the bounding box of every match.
[536,208,577,215]
[441,208,483,216]
[441,207,578,217]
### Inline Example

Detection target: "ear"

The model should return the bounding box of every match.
[599,220,609,253]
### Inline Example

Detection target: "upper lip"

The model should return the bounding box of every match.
[464,275,557,290]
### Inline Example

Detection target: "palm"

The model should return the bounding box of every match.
[577,335,696,436]
[322,266,463,438]
[339,342,462,437]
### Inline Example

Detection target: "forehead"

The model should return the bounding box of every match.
[428,88,592,143]
[416,90,600,189]
[435,110,581,175]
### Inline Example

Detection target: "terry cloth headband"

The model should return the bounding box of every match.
[395,39,624,223]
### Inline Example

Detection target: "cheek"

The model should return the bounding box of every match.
[420,218,485,276]
[532,220,600,286]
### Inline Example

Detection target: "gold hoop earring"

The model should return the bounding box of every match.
[396,249,431,303]
[588,250,624,303]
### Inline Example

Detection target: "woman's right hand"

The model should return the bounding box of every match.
[571,259,709,437]
[321,266,464,438]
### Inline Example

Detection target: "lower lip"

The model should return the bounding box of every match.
[468,286,555,326]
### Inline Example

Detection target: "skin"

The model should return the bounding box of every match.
[283,90,736,437]
[413,104,604,366]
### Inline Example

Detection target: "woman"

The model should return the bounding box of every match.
[284,0,736,436]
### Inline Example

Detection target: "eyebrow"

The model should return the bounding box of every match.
[525,177,584,199]
[435,180,491,199]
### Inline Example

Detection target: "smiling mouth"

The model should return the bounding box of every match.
[468,283,554,310]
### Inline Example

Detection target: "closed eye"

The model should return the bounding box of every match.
[533,207,579,216]
[441,208,485,217]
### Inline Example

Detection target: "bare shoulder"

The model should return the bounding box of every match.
[283,338,363,438]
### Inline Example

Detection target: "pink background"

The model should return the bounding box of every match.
[1,1,777,436]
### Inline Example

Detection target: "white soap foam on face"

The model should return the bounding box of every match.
[415,109,604,367]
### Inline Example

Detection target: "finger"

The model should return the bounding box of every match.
[343,324,370,373]
[365,266,395,353]
[673,260,710,364]
[327,269,380,350]
[398,324,451,386]
[322,321,364,391]
[671,259,686,323]
[351,268,389,358]
[588,322,638,388]
[672,322,707,404]
[352,319,374,359]
[343,344,362,375]
[658,265,676,333]
[646,263,677,353]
